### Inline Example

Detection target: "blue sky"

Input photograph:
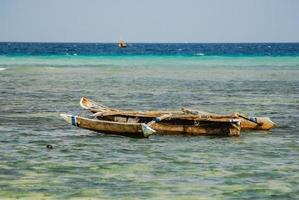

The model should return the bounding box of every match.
[1,0,299,42]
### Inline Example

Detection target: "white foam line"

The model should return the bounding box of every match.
[0,68,6,71]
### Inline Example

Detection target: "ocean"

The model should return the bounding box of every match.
[0,43,298,199]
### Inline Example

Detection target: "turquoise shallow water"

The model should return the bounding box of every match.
[0,55,299,199]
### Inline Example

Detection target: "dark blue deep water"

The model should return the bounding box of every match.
[0,43,298,199]
[1,42,299,56]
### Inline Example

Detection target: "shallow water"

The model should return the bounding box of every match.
[0,43,299,199]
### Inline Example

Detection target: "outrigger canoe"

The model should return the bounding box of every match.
[60,97,275,138]
[79,97,276,131]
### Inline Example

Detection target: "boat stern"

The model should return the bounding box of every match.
[60,113,79,127]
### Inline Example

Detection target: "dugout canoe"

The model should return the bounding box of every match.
[80,97,276,131]
[60,114,155,138]
[60,113,241,138]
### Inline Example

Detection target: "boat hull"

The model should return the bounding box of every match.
[60,114,241,137]
[60,114,152,138]
[152,122,240,136]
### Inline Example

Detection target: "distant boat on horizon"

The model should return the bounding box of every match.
[118,40,127,48]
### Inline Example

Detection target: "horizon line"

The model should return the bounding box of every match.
[0,41,299,44]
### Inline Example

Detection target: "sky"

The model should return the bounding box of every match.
[1,0,299,43]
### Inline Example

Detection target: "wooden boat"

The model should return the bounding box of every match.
[60,114,155,138]
[61,97,243,138]
[60,113,241,138]
[80,97,276,131]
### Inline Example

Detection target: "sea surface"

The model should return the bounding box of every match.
[0,43,298,199]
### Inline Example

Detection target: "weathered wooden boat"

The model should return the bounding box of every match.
[60,114,155,138]
[60,113,241,138]
[80,97,276,131]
